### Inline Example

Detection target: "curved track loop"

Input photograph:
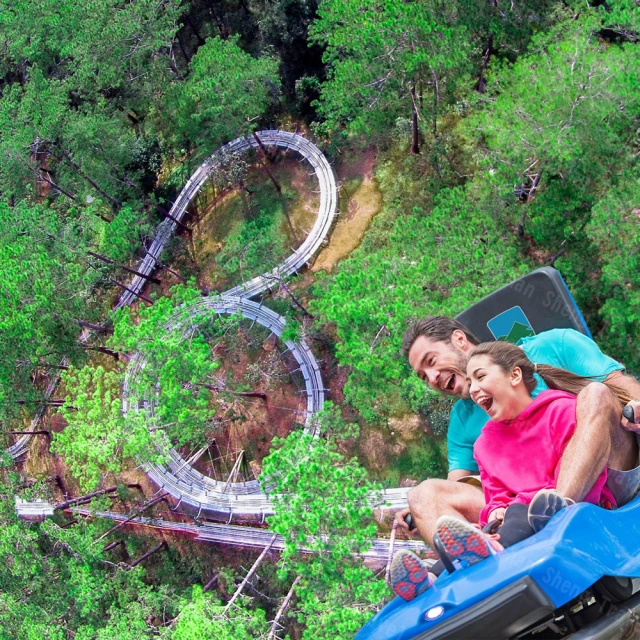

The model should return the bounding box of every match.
[122,131,412,521]
[12,131,411,529]
[117,130,339,307]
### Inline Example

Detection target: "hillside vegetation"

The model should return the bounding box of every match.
[1,0,639,637]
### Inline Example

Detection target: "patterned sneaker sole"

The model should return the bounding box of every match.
[390,550,432,601]
[528,489,568,533]
[436,517,497,567]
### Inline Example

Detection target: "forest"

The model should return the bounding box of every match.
[1,0,639,638]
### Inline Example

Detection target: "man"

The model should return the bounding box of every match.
[395,316,640,546]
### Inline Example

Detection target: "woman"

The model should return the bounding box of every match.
[391,341,629,602]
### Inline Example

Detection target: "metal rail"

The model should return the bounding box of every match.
[12,131,413,541]
[70,507,431,564]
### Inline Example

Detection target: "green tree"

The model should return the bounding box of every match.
[311,184,528,423]
[0,0,181,209]
[55,284,223,487]
[0,465,179,639]
[159,36,280,152]
[165,585,270,640]
[584,175,640,371]
[261,430,387,639]
[0,201,103,427]
[310,0,471,152]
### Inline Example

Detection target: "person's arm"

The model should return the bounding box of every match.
[475,447,511,526]
[447,403,481,476]
[447,468,474,481]
[606,370,640,426]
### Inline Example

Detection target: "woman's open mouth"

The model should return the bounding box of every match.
[477,395,494,413]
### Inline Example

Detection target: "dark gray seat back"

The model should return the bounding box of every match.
[455,267,591,343]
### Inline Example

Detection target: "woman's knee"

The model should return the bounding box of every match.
[408,478,482,515]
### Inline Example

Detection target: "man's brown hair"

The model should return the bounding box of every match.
[402,316,480,357]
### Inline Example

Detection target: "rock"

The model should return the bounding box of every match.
[250,460,262,478]
[263,333,277,352]
[388,414,422,441]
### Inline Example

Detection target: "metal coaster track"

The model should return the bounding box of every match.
[12,131,415,549]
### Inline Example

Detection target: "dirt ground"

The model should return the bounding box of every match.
[177,329,305,482]
[312,147,382,273]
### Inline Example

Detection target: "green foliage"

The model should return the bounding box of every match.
[56,284,226,486]
[312,183,529,423]
[463,7,640,368]
[313,401,360,440]
[0,468,179,639]
[0,0,180,208]
[166,585,270,640]
[109,283,220,448]
[584,175,640,371]
[53,366,160,489]
[100,204,153,265]
[161,36,280,151]
[214,197,289,286]
[261,430,387,638]
[310,0,471,147]
[0,201,99,426]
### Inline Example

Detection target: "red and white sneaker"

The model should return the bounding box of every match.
[436,516,502,567]
[390,549,434,601]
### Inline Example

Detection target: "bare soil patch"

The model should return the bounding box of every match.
[312,148,382,273]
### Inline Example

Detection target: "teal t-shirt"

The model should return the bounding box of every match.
[447,328,624,473]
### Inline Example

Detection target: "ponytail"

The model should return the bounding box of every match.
[536,363,632,407]
[470,341,631,408]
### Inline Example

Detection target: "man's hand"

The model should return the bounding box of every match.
[394,508,420,537]
[622,399,640,433]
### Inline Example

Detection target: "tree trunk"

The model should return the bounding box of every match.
[431,72,439,137]
[272,278,314,318]
[81,344,120,360]
[36,173,77,202]
[193,382,267,400]
[77,319,111,334]
[40,362,69,370]
[183,15,206,45]
[56,147,122,209]
[410,82,420,154]
[269,576,301,639]
[157,263,186,283]
[94,492,170,544]
[224,534,278,614]
[176,32,191,64]
[57,484,139,510]
[88,251,162,285]
[130,540,167,567]
[252,131,275,164]
[159,206,192,234]
[203,573,219,593]
[476,34,494,93]
[8,430,51,436]
[103,539,125,553]
[60,518,78,528]
[113,280,153,305]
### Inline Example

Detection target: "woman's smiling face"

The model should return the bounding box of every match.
[466,353,526,422]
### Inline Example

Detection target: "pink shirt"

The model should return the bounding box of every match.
[474,389,615,526]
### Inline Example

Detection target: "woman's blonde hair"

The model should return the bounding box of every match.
[469,341,631,407]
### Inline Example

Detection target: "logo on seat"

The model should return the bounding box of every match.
[487,306,535,343]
